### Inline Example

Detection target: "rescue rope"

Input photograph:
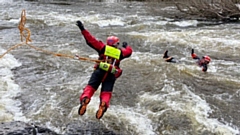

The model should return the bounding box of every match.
[18,9,32,44]
[0,9,101,63]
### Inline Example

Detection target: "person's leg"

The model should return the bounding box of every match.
[80,69,104,101]
[96,73,116,119]
[79,69,104,115]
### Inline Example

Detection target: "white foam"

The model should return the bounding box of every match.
[170,20,198,27]
[91,19,125,27]
[81,14,125,27]
[139,84,239,135]
[106,105,155,135]
[0,0,13,4]
[0,48,27,122]
[28,11,125,28]
[72,86,155,135]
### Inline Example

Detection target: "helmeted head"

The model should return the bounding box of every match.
[106,36,119,47]
[203,55,211,64]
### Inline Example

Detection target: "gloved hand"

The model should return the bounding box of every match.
[191,49,194,54]
[76,20,85,31]
[122,42,128,48]
[191,49,198,59]
[163,50,168,58]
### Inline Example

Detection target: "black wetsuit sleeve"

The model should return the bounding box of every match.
[202,64,208,72]
[166,57,173,62]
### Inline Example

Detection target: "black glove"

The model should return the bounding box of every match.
[76,20,85,31]
[191,49,194,54]
[163,50,168,58]
[122,42,128,48]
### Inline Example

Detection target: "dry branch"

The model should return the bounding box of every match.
[175,0,240,21]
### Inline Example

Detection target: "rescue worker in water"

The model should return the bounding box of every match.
[191,49,211,72]
[76,20,133,119]
[163,50,177,63]
[163,49,211,72]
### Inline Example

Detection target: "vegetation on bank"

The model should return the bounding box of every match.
[23,0,240,22]
[143,0,240,22]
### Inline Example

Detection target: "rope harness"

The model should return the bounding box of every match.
[0,9,101,63]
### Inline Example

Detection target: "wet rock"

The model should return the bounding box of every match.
[0,120,120,135]
[64,120,120,135]
[0,121,58,135]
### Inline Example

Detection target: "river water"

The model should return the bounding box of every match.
[0,0,240,135]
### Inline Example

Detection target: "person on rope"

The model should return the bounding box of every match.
[163,50,177,63]
[191,49,211,72]
[76,20,133,119]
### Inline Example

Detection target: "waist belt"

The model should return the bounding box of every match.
[99,62,117,74]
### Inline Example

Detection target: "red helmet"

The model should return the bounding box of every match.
[106,36,119,46]
[204,55,211,62]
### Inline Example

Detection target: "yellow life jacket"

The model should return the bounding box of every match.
[99,45,121,73]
